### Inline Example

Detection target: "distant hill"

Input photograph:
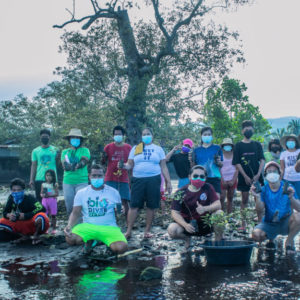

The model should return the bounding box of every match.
[267,116,300,130]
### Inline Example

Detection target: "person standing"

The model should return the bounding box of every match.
[102,126,132,218]
[192,127,223,197]
[29,129,58,202]
[280,134,300,197]
[220,138,238,213]
[264,139,282,164]
[166,139,193,188]
[232,120,265,225]
[120,128,172,239]
[61,129,90,216]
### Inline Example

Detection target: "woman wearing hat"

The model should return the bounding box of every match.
[280,134,300,197]
[220,138,238,213]
[166,138,194,188]
[61,129,90,216]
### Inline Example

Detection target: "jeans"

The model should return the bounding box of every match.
[63,183,88,216]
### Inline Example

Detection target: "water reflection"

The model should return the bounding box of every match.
[75,266,127,300]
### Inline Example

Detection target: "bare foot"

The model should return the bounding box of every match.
[143,232,154,239]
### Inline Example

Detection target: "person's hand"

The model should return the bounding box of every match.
[63,161,73,171]
[215,156,222,167]
[253,174,260,182]
[287,186,295,199]
[222,180,228,188]
[64,225,72,237]
[8,213,16,222]
[172,144,181,152]
[250,184,260,197]
[166,181,172,194]
[29,181,34,189]
[228,180,235,187]
[244,175,252,186]
[196,202,207,215]
[184,223,195,234]
[18,213,25,220]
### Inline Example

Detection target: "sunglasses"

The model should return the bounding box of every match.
[192,174,206,180]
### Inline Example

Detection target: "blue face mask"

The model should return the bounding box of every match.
[142,135,152,144]
[202,135,213,144]
[91,178,104,188]
[70,138,81,148]
[11,191,24,204]
[286,141,296,149]
[114,135,123,143]
[223,145,232,152]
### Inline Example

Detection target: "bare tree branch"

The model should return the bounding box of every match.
[151,0,170,41]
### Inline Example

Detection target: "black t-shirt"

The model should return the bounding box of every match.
[169,152,191,178]
[232,141,265,179]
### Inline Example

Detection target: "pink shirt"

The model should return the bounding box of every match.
[221,156,236,181]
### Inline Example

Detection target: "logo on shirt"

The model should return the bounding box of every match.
[40,154,52,167]
[143,149,154,160]
[199,193,207,201]
[87,197,108,217]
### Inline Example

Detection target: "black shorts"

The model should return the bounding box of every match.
[237,174,264,192]
[184,219,213,237]
[206,177,221,194]
[130,175,161,209]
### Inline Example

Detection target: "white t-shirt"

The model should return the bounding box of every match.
[73,185,121,227]
[280,149,300,181]
[128,144,166,178]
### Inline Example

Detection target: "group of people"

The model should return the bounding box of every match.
[0,120,300,254]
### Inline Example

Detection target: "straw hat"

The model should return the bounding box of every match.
[280,134,299,149]
[221,138,234,147]
[64,128,86,139]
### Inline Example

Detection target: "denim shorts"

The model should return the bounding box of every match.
[130,175,161,209]
[178,178,190,188]
[105,181,130,201]
[255,216,290,240]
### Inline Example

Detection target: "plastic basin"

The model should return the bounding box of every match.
[201,240,256,265]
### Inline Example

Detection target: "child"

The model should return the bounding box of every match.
[41,169,58,234]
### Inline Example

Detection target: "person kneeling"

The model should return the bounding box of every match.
[64,164,128,254]
[168,165,223,250]
[0,178,49,244]
[251,162,300,253]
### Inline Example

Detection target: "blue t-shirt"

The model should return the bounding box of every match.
[261,182,292,223]
[194,144,223,178]
[74,185,121,227]
[128,144,165,178]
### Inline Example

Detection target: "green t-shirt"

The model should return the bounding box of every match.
[61,147,90,184]
[264,151,281,164]
[31,145,58,181]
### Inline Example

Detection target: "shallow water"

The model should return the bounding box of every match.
[1,243,300,300]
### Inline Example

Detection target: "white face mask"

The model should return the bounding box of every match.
[266,172,280,183]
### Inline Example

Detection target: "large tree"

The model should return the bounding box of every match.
[54,0,249,144]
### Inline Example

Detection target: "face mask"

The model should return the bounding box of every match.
[91,178,104,188]
[11,191,24,204]
[243,130,253,139]
[223,145,232,152]
[41,137,49,145]
[202,135,213,144]
[270,147,280,153]
[190,178,205,189]
[114,135,123,143]
[182,146,190,153]
[266,172,280,183]
[142,135,152,144]
[271,152,280,159]
[286,141,296,149]
[70,138,81,148]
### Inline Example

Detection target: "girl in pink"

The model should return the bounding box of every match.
[41,169,58,234]
[220,138,238,213]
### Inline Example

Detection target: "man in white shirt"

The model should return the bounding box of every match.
[64,164,128,254]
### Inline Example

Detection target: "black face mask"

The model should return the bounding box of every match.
[41,137,49,145]
[271,147,280,153]
[244,130,253,139]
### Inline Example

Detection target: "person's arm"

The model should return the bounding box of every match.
[3,197,13,220]
[160,159,172,194]
[53,183,59,198]
[229,166,239,186]
[288,187,300,212]
[295,159,300,173]
[29,161,37,188]
[64,206,82,236]
[196,200,221,215]
[23,197,45,220]
[253,159,265,182]
[280,159,285,179]
[75,156,89,170]
[236,163,252,186]
[165,145,180,162]
[171,209,195,234]
[250,184,265,215]
[121,159,134,170]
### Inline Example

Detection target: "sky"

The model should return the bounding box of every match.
[0,0,299,119]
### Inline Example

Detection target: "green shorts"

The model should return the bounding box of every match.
[72,223,127,246]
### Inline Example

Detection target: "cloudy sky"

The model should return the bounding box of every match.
[0,0,299,118]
